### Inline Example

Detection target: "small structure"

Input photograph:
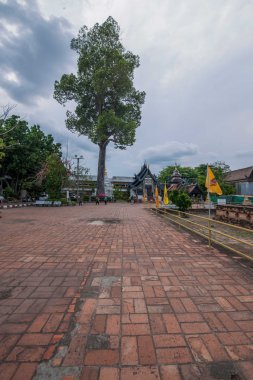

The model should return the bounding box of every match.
[225,166,253,195]
[167,168,203,199]
[129,163,162,200]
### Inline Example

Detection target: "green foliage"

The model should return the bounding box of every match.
[194,161,235,195]
[43,154,68,199]
[169,190,179,204]
[3,185,15,199]
[170,190,192,211]
[176,192,192,211]
[158,166,197,183]
[54,16,145,193]
[0,138,4,162]
[0,115,62,197]
[113,187,129,201]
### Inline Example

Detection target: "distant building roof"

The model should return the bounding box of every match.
[225,166,253,182]
[111,176,134,183]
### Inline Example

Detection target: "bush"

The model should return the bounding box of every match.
[170,190,192,212]
[3,186,15,199]
[113,188,129,201]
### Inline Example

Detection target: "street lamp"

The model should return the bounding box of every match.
[73,155,83,199]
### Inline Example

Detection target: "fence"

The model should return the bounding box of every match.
[152,208,253,262]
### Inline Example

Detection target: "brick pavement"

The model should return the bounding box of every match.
[0,203,253,380]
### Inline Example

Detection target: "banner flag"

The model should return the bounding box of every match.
[205,166,223,195]
[155,186,159,208]
[163,183,169,205]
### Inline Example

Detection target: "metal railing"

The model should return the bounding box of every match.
[152,208,253,261]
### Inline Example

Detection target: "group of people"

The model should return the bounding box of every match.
[96,196,108,205]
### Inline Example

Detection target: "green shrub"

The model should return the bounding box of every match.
[170,190,192,211]
[3,186,15,199]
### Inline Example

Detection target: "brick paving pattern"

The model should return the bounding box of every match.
[0,203,253,380]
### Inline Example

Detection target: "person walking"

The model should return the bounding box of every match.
[104,196,108,205]
[95,196,100,205]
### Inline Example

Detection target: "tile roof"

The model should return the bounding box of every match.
[225,166,253,182]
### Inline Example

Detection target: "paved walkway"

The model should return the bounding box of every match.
[0,204,253,380]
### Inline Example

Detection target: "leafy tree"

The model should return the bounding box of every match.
[195,161,235,195]
[54,16,145,194]
[0,115,62,197]
[0,104,17,166]
[38,154,68,199]
[0,138,4,162]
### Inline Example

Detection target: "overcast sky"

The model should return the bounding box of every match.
[1,0,252,176]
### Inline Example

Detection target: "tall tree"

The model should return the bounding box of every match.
[54,16,145,194]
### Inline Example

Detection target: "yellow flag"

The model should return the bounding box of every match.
[155,186,159,208]
[205,166,223,195]
[163,183,169,205]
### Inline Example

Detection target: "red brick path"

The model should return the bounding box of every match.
[0,204,253,379]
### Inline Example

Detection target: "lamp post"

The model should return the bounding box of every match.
[73,155,83,199]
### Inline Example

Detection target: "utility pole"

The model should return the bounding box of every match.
[73,155,83,199]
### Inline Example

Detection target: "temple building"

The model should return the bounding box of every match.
[129,163,162,200]
[167,168,203,198]
[225,166,253,195]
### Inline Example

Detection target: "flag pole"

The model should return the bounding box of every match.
[207,164,211,247]
[207,164,211,219]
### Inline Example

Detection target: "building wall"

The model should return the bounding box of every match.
[236,182,253,195]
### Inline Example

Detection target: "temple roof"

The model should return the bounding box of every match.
[170,168,182,183]
[225,166,253,182]
[129,163,163,190]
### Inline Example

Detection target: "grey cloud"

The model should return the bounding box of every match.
[0,0,74,104]
[139,141,198,164]
[39,124,97,154]
[235,151,253,159]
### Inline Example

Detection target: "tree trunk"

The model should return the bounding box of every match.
[96,141,108,195]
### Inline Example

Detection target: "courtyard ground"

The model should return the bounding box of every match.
[0,203,253,380]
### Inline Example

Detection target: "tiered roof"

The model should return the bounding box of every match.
[129,163,163,190]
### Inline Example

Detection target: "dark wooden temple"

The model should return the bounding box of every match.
[129,164,202,201]
[129,163,162,200]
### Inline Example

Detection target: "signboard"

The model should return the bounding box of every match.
[217,198,226,205]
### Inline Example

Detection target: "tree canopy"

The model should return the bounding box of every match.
[36,153,68,200]
[0,115,62,198]
[54,16,145,194]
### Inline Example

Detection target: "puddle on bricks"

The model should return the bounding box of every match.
[86,218,121,225]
